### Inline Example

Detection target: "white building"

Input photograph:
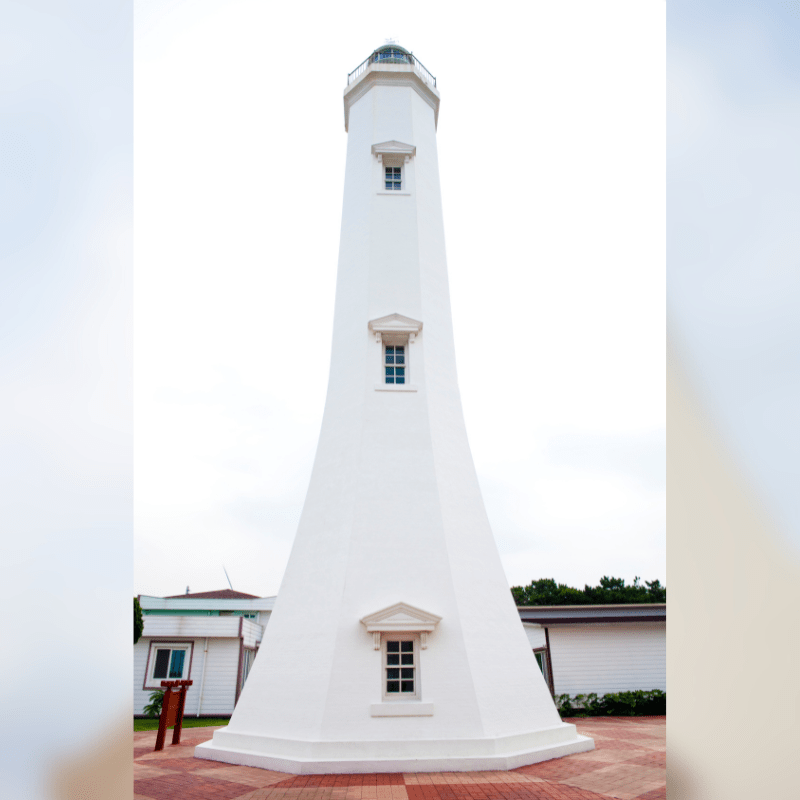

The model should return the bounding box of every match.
[134,590,274,717]
[135,593,666,717]
[195,43,592,773]
[520,605,667,697]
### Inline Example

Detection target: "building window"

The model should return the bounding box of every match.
[384,636,418,699]
[154,648,185,679]
[385,166,401,190]
[384,344,406,384]
[242,649,256,686]
[144,640,193,689]
[152,647,188,681]
[533,646,553,695]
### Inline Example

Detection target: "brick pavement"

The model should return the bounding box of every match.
[133,717,665,800]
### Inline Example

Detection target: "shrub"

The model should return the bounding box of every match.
[143,689,164,718]
[556,689,665,717]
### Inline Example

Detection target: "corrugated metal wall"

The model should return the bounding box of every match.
[548,622,666,695]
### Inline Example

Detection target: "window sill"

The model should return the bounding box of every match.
[377,191,412,196]
[370,702,434,717]
[374,384,418,392]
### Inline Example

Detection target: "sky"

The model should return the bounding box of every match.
[134,0,667,599]
[668,0,800,545]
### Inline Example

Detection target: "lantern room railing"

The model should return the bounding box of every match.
[348,49,436,88]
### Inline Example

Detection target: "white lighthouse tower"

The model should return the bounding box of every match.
[196,44,593,773]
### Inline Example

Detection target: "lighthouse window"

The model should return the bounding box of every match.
[384,345,405,384]
[375,48,409,64]
[385,166,402,190]
[385,639,416,695]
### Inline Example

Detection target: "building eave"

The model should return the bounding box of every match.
[517,604,666,625]
[139,595,276,612]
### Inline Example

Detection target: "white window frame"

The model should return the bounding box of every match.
[368,314,422,392]
[381,633,420,702]
[384,164,403,191]
[382,338,408,386]
[360,602,440,717]
[372,141,415,196]
[144,640,193,689]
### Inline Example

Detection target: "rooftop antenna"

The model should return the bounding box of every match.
[185,586,190,595]
[223,565,234,591]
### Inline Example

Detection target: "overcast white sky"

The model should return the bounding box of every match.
[134,0,666,598]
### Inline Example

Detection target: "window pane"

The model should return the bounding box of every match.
[395,353,404,364]
[400,641,414,652]
[387,642,400,652]
[401,681,414,692]
[401,668,414,679]
[385,182,393,190]
[153,649,170,679]
[169,649,185,678]
[385,353,394,364]
[387,668,400,679]
[387,653,400,665]
[387,681,400,692]
[386,346,394,354]
[385,367,394,377]
[401,653,414,665]
[393,168,401,176]
[393,182,401,190]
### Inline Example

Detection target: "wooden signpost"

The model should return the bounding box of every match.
[154,679,193,751]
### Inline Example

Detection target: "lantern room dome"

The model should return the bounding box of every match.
[371,43,412,63]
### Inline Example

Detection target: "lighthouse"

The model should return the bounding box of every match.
[196,43,594,773]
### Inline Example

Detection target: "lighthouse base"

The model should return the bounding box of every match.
[194,723,594,774]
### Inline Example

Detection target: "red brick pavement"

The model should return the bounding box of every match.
[133,717,665,800]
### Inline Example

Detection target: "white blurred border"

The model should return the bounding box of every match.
[0,2,132,797]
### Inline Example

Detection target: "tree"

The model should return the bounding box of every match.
[511,576,666,606]
[134,597,144,644]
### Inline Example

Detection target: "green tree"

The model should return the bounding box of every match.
[512,576,666,606]
[134,597,144,644]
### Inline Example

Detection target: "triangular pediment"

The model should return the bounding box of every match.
[368,313,423,335]
[371,140,416,158]
[360,602,442,633]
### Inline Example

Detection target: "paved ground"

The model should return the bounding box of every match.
[133,717,665,800]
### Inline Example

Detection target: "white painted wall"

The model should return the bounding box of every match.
[522,623,547,649]
[241,618,262,648]
[193,638,241,715]
[200,56,590,772]
[548,622,666,696]
[142,615,246,639]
